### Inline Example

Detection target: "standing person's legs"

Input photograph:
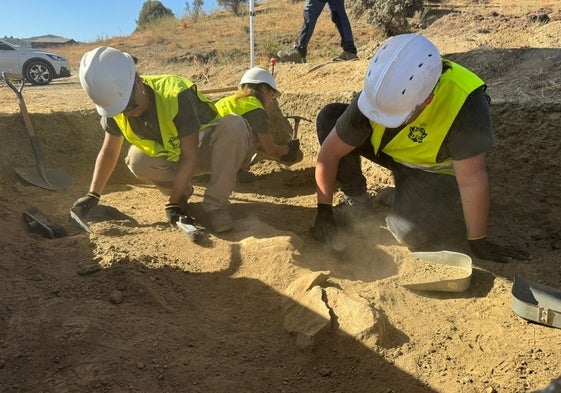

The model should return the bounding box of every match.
[327,0,357,54]
[385,163,461,250]
[295,0,326,56]
[196,115,253,227]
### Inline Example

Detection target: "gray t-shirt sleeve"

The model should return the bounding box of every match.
[334,93,373,146]
[100,116,121,135]
[174,88,217,138]
[243,108,269,135]
[443,88,494,161]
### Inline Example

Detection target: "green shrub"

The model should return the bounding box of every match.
[137,1,176,30]
[218,0,248,16]
[185,0,206,22]
[348,0,423,36]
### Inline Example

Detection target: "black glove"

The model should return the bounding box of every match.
[468,236,531,263]
[165,203,183,225]
[310,204,337,243]
[178,214,196,225]
[71,192,100,218]
[280,139,302,163]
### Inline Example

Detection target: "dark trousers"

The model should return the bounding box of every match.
[316,103,463,250]
[295,0,357,56]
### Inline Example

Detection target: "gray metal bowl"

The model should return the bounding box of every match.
[402,250,473,292]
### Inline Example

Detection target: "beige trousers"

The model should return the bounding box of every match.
[125,114,253,212]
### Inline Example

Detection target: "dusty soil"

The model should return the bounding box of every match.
[1,1,561,392]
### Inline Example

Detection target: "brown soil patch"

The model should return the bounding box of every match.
[1,1,561,392]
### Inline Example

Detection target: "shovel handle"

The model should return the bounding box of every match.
[3,72,37,137]
[2,72,25,96]
[3,72,69,190]
[199,86,238,95]
[17,95,37,137]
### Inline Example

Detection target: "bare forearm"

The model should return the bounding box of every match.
[169,133,198,204]
[454,154,490,239]
[258,134,289,161]
[315,128,354,205]
[264,144,289,161]
[89,139,122,195]
[460,177,489,238]
[169,156,196,204]
[90,155,118,194]
[315,153,339,205]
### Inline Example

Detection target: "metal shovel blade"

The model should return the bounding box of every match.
[69,208,93,234]
[3,72,73,190]
[15,167,73,191]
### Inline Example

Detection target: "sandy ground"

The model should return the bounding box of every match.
[1,2,561,392]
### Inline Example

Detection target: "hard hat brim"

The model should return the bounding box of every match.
[357,91,410,128]
[95,74,134,118]
[95,91,131,118]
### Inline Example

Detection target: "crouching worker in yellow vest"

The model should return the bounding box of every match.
[71,46,254,233]
[215,67,302,182]
[311,34,530,263]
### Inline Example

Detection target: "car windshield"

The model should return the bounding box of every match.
[0,42,16,50]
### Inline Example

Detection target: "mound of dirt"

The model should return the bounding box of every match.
[1,1,561,392]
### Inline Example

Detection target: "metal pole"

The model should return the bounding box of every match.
[249,0,255,67]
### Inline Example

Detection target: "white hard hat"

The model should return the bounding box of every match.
[79,46,136,117]
[357,34,442,128]
[240,66,278,91]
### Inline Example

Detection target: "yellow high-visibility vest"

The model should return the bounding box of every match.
[215,94,263,117]
[369,61,485,174]
[114,75,220,162]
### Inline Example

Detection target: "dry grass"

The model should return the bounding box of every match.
[51,0,554,89]
[49,0,378,89]
[433,0,556,9]
[57,0,378,73]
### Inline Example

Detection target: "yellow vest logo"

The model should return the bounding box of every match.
[407,126,427,144]
[168,136,180,149]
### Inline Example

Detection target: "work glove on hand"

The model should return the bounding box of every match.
[280,139,302,163]
[165,203,184,225]
[71,192,100,218]
[310,204,337,243]
[468,236,531,263]
[165,203,197,226]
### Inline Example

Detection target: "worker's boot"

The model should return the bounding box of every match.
[332,51,358,62]
[277,48,306,64]
[207,209,234,233]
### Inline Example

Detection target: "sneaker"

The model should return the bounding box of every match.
[333,192,374,226]
[207,209,233,233]
[332,51,358,62]
[277,48,306,64]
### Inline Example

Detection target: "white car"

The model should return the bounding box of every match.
[0,40,71,85]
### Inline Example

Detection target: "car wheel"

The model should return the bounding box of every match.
[24,60,53,85]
